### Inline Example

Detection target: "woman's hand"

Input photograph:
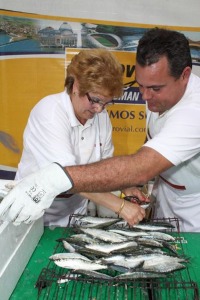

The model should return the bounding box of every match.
[119,199,146,226]
[80,190,147,226]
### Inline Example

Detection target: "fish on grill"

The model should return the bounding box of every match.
[142,254,187,273]
[115,271,166,279]
[74,216,119,228]
[72,269,113,279]
[54,258,107,271]
[50,253,107,271]
[85,240,138,254]
[50,216,188,279]
[80,228,128,243]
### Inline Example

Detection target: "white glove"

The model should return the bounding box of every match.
[0,163,73,225]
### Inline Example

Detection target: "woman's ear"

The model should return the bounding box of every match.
[72,78,79,94]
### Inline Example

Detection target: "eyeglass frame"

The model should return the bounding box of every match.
[86,93,115,109]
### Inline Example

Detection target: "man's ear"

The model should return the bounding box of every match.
[182,66,191,82]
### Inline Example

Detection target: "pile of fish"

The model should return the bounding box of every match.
[50,216,188,281]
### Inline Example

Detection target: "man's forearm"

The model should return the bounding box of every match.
[0,147,172,225]
[66,147,172,193]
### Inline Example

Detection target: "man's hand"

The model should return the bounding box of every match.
[0,163,73,225]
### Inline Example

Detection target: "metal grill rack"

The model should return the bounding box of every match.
[35,216,199,300]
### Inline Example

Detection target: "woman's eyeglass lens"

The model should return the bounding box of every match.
[86,93,114,108]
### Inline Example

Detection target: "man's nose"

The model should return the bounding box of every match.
[141,88,153,101]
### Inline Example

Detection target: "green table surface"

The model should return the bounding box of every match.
[10,228,200,300]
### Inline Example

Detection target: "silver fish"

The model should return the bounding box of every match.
[142,231,176,242]
[132,224,172,231]
[100,253,152,268]
[80,220,120,229]
[50,252,108,271]
[115,271,166,279]
[62,240,76,252]
[103,255,144,270]
[80,228,128,243]
[75,216,119,224]
[53,258,107,271]
[142,221,175,228]
[140,254,187,273]
[99,254,125,264]
[49,252,90,261]
[75,216,120,228]
[131,247,166,255]
[73,269,113,279]
[85,241,138,254]
[142,261,186,273]
[108,229,149,238]
[66,234,97,245]
[105,253,185,270]
[136,237,163,248]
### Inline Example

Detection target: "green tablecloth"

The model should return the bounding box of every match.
[10,228,200,300]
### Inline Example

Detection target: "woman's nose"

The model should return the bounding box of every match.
[92,104,104,112]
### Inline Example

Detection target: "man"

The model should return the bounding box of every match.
[1,28,200,232]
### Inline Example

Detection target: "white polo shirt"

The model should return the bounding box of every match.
[144,73,200,232]
[16,91,114,226]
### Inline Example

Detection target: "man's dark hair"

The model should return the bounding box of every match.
[136,27,192,79]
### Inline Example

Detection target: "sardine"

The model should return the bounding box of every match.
[102,253,185,269]
[136,237,163,248]
[115,271,166,279]
[62,240,76,252]
[141,254,186,274]
[64,234,97,245]
[73,269,113,279]
[78,247,110,258]
[100,254,145,271]
[143,231,176,242]
[85,240,138,254]
[80,228,128,243]
[75,216,119,224]
[100,253,151,269]
[142,220,175,228]
[80,220,120,229]
[53,258,107,271]
[108,229,149,238]
[132,224,172,231]
[142,261,186,273]
[75,216,120,228]
[49,252,90,261]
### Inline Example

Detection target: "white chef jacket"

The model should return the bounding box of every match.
[145,73,200,232]
[15,91,114,226]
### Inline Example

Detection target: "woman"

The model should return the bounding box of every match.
[15,48,146,227]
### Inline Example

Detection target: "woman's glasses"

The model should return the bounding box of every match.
[86,93,115,109]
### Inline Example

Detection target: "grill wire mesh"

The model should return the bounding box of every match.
[35,216,199,300]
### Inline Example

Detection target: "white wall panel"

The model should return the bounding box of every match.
[0,0,199,27]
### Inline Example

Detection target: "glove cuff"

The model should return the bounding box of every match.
[54,162,74,192]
